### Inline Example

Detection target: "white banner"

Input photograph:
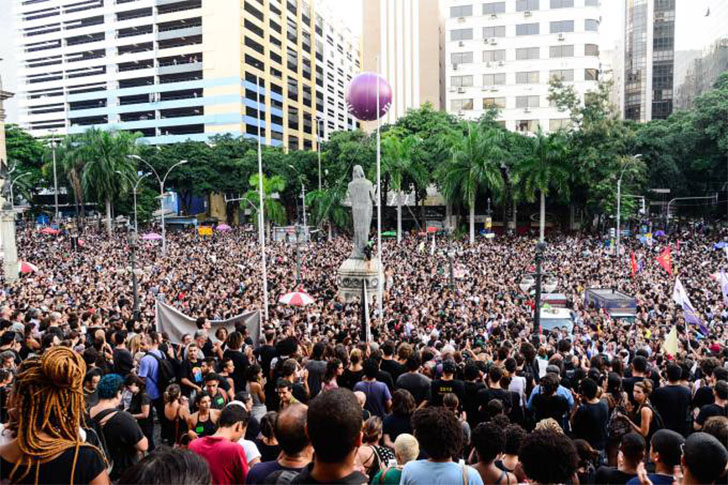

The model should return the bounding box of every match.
[155,301,261,346]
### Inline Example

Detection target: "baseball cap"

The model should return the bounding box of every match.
[546,365,561,375]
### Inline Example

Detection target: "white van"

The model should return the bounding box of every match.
[539,307,575,336]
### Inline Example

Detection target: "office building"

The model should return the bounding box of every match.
[13,0,360,148]
[623,0,675,122]
[362,0,444,126]
[444,0,602,133]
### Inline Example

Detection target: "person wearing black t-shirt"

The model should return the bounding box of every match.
[462,362,486,429]
[623,356,650,406]
[477,365,513,423]
[112,331,133,378]
[90,374,148,482]
[695,380,728,430]
[180,344,205,398]
[651,364,692,436]
[571,378,609,452]
[223,331,250,393]
[530,373,569,425]
[594,432,645,485]
[429,360,464,407]
[380,341,405,383]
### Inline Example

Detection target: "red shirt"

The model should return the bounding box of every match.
[189,436,248,484]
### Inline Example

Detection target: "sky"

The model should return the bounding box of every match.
[0,0,724,125]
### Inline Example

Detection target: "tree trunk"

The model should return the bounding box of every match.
[469,203,475,244]
[446,200,452,231]
[539,190,546,242]
[396,192,402,243]
[105,198,112,236]
[512,199,517,232]
[327,222,332,242]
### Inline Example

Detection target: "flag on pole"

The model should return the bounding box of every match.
[663,326,679,356]
[672,277,690,306]
[360,279,371,342]
[631,252,638,277]
[656,246,673,275]
[682,302,708,335]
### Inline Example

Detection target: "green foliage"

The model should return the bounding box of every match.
[243,173,287,226]
[4,124,45,202]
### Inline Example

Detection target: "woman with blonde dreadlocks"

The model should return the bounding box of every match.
[0,346,109,484]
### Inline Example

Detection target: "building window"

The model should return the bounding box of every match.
[516,71,539,84]
[550,0,573,8]
[450,5,472,17]
[451,52,474,64]
[550,20,574,33]
[482,2,506,14]
[483,26,505,38]
[451,75,473,87]
[483,97,506,108]
[451,98,474,111]
[451,28,473,41]
[516,47,539,60]
[516,23,539,36]
[585,19,599,31]
[516,0,539,11]
[549,119,570,131]
[516,120,539,132]
[516,95,539,108]
[584,68,599,81]
[550,69,574,81]
[585,0,599,5]
[585,44,599,56]
[549,44,573,57]
[483,49,506,62]
[483,73,506,85]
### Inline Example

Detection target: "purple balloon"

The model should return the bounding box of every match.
[345,72,392,121]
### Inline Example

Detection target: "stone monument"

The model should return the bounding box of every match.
[337,165,381,302]
[0,68,18,283]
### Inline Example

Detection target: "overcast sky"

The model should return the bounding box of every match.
[0,0,724,124]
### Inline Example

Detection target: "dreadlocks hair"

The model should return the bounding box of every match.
[9,346,105,484]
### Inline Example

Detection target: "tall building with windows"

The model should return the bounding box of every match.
[12,0,360,148]
[623,0,675,121]
[445,0,602,133]
[362,0,444,126]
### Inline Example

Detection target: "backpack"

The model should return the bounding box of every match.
[262,469,300,484]
[90,408,118,474]
[145,351,176,393]
[607,405,632,441]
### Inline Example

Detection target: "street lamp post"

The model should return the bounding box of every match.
[117,170,150,234]
[616,154,641,260]
[295,224,302,286]
[129,231,140,321]
[128,155,188,255]
[9,172,31,209]
[48,129,59,221]
[315,117,323,192]
[519,241,555,346]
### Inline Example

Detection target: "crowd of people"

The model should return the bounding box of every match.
[0,224,726,484]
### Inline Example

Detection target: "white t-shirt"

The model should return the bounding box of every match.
[237,438,261,466]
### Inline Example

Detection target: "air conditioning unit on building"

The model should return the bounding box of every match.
[524,10,532,17]
[558,33,565,41]
[486,61,491,67]
[453,64,458,70]
[457,87,466,93]
[458,40,465,47]
[498,60,504,66]
[490,14,498,19]
[449,87,457,93]
[482,86,490,91]
[524,107,531,113]
[489,38,498,45]
[457,16,465,23]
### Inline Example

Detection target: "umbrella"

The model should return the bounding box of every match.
[19,261,38,274]
[278,290,315,307]
[426,226,439,233]
[216,224,232,231]
[654,230,666,237]
[142,232,163,241]
[714,242,728,250]
[40,227,59,235]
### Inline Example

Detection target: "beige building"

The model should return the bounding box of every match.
[362,0,444,126]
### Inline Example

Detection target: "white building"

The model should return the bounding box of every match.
[444,0,602,133]
[12,0,359,147]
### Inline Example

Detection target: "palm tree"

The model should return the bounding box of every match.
[56,135,87,221]
[243,174,287,235]
[380,133,427,243]
[514,129,570,241]
[306,181,350,241]
[81,128,139,235]
[438,123,506,244]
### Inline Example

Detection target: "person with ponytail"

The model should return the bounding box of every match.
[0,346,109,484]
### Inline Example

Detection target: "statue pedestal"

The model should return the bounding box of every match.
[1,210,18,284]
[337,257,382,302]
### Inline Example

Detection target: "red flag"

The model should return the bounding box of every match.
[631,252,638,277]
[657,246,673,275]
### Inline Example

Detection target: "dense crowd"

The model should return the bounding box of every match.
[0,224,726,485]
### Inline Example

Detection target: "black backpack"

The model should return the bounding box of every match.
[145,351,176,393]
